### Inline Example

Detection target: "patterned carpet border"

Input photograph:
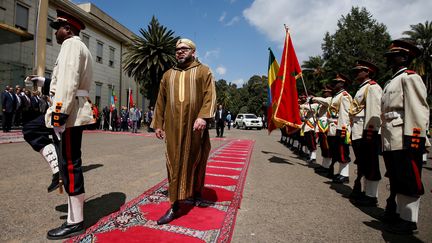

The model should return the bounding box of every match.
[68,138,255,243]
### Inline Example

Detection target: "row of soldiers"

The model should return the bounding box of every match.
[281,39,429,235]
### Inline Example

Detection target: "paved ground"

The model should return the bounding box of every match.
[0,128,431,242]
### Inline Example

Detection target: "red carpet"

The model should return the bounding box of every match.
[68,139,254,243]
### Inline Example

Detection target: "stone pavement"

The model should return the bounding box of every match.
[0,128,431,242]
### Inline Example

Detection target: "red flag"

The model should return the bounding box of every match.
[271,30,302,129]
[129,88,134,108]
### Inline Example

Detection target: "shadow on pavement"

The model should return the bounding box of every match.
[423,166,431,171]
[261,150,282,155]
[82,163,104,173]
[363,220,424,243]
[268,155,294,165]
[55,192,126,228]
[326,182,425,242]
[325,181,352,198]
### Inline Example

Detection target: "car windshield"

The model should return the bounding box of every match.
[245,114,257,119]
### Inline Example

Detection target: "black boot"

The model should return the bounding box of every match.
[381,192,399,223]
[384,219,418,235]
[47,172,60,193]
[157,202,179,225]
[46,221,84,240]
[353,195,378,207]
[349,180,363,200]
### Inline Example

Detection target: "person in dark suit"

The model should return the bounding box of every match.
[2,86,16,132]
[215,104,227,137]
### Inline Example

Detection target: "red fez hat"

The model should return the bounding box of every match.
[332,73,350,84]
[352,60,378,74]
[50,9,85,31]
[385,39,420,58]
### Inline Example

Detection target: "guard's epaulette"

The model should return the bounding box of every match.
[368,80,377,85]
[405,70,416,75]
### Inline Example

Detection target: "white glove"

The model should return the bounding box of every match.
[53,124,66,140]
[25,76,45,87]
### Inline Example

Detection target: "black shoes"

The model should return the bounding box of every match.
[314,166,330,173]
[380,210,400,224]
[47,172,60,193]
[353,195,378,207]
[332,175,349,184]
[349,190,365,201]
[47,221,84,240]
[384,219,418,235]
[157,207,178,225]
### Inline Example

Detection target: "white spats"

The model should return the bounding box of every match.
[39,144,59,174]
[310,151,317,160]
[364,179,379,198]
[397,194,420,223]
[322,157,332,168]
[338,163,349,177]
[67,194,85,224]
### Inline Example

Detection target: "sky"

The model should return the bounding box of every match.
[73,0,431,87]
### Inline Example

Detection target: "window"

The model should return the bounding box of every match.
[109,47,115,67]
[95,83,102,108]
[15,3,29,30]
[82,33,90,48]
[96,41,103,63]
[47,18,54,44]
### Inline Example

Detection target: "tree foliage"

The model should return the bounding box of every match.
[123,16,179,106]
[402,20,432,102]
[320,7,391,93]
[215,75,267,117]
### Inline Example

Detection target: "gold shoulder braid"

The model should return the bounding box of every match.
[349,85,369,116]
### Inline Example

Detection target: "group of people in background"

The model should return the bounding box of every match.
[88,104,155,133]
[280,39,429,235]
[1,84,49,132]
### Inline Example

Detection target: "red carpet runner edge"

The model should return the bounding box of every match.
[67,139,255,243]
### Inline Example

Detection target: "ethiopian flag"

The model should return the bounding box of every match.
[267,48,279,134]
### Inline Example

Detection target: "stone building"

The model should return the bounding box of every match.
[0,0,147,114]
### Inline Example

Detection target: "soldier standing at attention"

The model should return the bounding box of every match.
[312,87,333,174]
[23,9,93,240]
[349,60,382,206]
[380,39,429,235]
[320,74,352,183]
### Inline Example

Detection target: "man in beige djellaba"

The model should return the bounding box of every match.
[151,38,216,225]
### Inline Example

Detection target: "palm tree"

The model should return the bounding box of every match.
[123,16,179,106]
[403,21,432,99]
[301,55,326,93]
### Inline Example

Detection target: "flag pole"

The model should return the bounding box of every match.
[285,25,317,126]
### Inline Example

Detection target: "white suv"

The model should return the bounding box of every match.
[234,113,263,130]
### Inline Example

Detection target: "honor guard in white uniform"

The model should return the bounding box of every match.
[312,87,333,173]
[381,39,429,234]
[23,9,94,240]
[349,60,382,206]
[300,98,319,163]
[326,74,353,183]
